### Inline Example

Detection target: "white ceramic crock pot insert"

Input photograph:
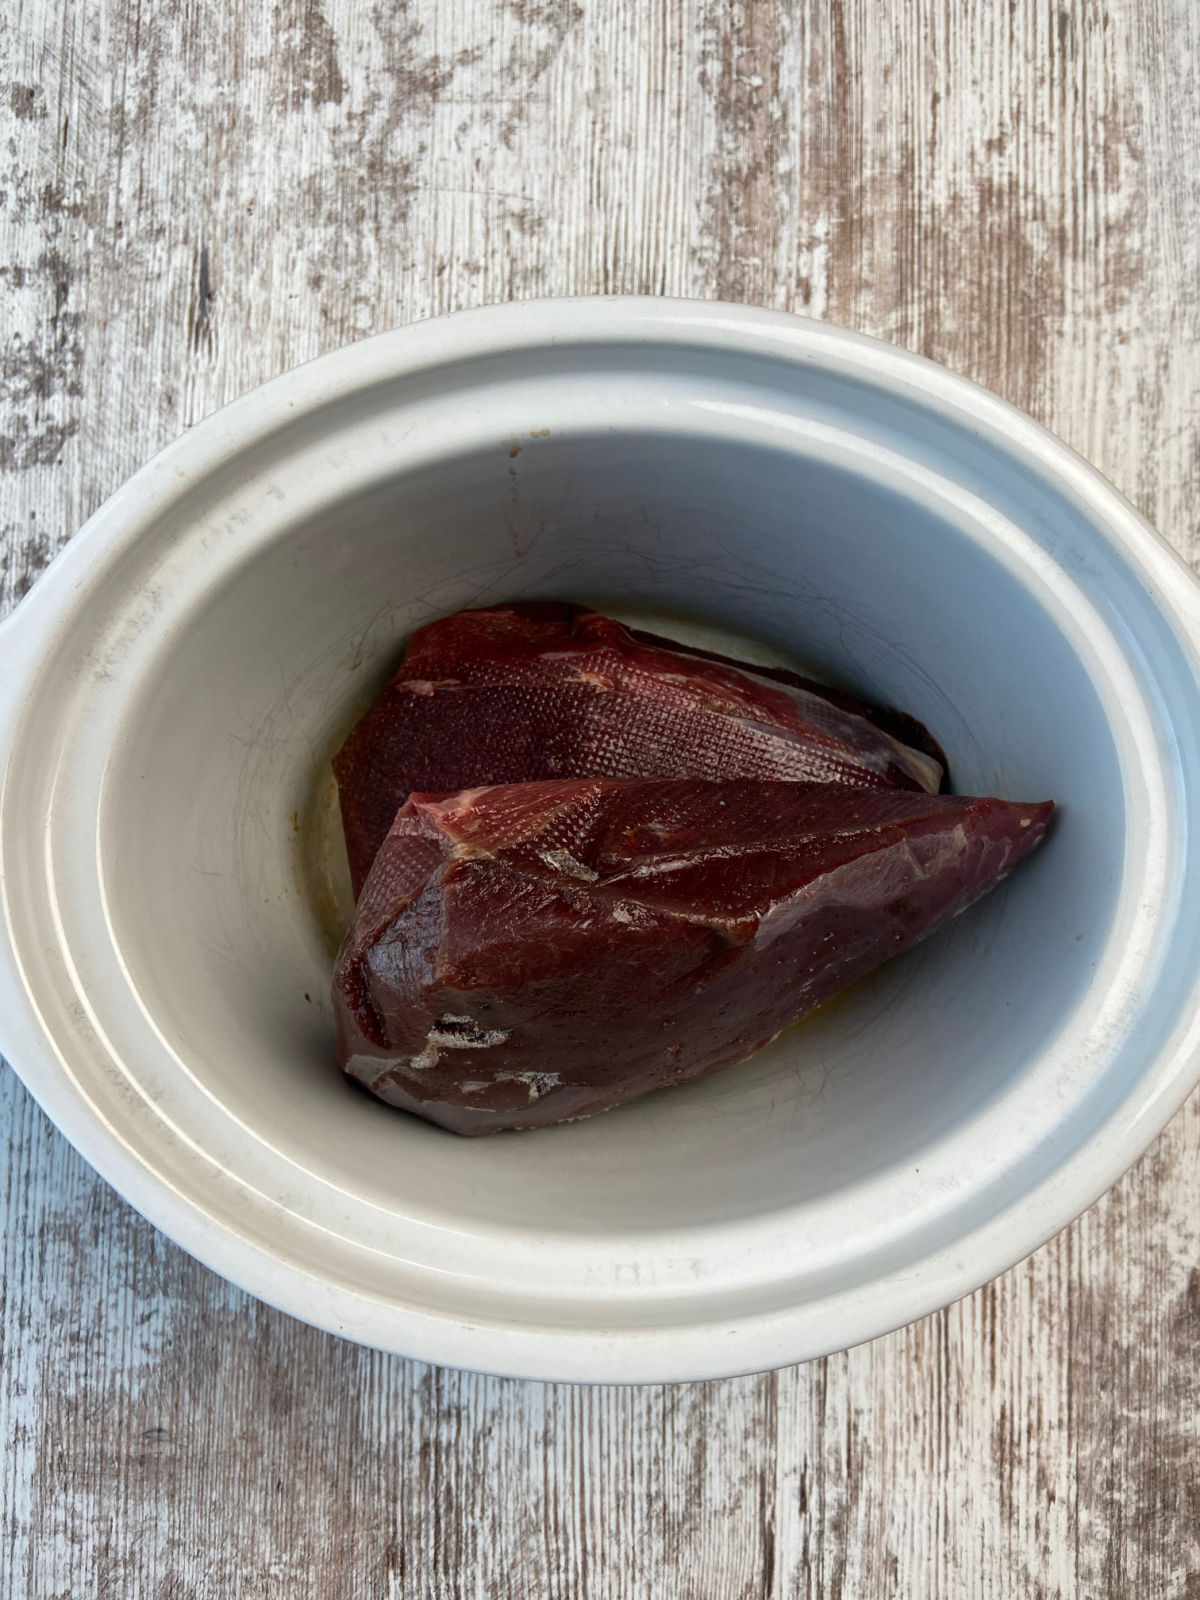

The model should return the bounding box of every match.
[2,300,1199,1382]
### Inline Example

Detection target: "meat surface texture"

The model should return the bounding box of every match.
[333,604,945,895]
[333,779,1052,1135]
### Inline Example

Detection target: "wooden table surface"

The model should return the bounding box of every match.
[3,2,1199,1594]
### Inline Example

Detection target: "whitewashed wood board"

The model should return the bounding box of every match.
[2,1,1199,1594]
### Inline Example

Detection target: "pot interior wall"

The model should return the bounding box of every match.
[100,426,1114,1236]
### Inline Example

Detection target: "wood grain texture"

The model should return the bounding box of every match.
[3,1,1200,1594]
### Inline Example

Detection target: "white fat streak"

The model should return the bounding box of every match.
[538,847,599,881]
[879,731,943,792]
[414,789,497,861]
[497,1070,564,1102]
[407,1015,512,1072]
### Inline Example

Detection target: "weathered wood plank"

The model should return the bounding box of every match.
[2,1,1199,1595]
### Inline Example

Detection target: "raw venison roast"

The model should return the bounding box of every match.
[333,779,1052,1135]
[333,603,946,895]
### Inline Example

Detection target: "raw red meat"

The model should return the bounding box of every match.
[334,604,945,894]
[333,778,1051,1135]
